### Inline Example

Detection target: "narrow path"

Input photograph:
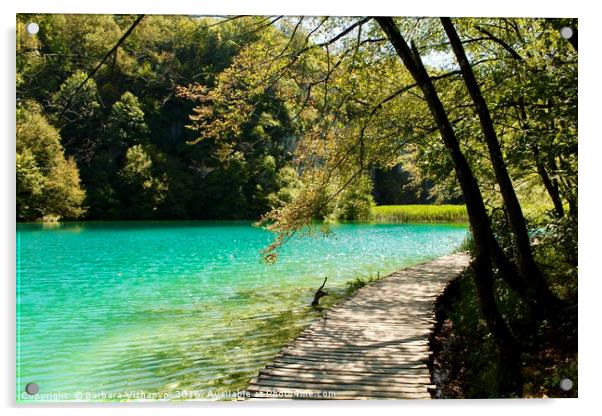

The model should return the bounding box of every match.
[246,252,471,400]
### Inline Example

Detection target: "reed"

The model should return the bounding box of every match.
[371,205,468,223]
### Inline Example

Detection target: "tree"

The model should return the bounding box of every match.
[107,91,149,147]
[118,145,168,218]
[440,18,563,314]
[51,70,102,161]
[334,174,374,221]
[16,149,45,220]
[16,105,86,221]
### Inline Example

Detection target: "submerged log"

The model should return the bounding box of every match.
[311,277,328,306]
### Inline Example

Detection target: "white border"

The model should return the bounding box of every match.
[2,1,599,415]
[10,0,580,18]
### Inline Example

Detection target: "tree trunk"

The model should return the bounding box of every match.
[514,99,565,219]
[557,154,578,217]
[375,17,521,365]
[533,145,565,218]
[441,18,562,315]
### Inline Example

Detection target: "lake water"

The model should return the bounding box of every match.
[16,221,467,401]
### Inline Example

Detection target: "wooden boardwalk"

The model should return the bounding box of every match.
[246,253,471,400]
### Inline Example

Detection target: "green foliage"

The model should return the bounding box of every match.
[371,205,468,223]
[16,149,45,220]
[267,166,302,209]
[16,106,86,221]
[345,272,383,295]
[436,255,577,398]
[17,14,306,221]
[52,70,101,122]
[532,215,578,300]
[334,175,375,221]
[456,233,475,253]
[118,145,168,218]
[108,92,149,146]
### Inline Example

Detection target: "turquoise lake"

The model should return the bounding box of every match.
[16,221,467,401]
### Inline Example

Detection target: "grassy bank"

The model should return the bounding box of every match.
[371,205,468,223]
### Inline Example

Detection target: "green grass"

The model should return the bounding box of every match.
[371,205,468,223]
[344,272,384,296]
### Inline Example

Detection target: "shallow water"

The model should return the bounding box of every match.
[16,221,467,401]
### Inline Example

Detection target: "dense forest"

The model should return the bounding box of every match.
[16,14,444,222]
[16,15,577,397]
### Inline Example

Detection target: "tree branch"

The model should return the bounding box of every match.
[58,15,145,121]
[475,25,524,60]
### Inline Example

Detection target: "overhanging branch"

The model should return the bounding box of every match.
[58,15,145,121]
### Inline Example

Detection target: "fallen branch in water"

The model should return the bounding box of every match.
[311,277,328,306]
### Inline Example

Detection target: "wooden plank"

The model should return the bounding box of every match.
[293,336,430,346]
[246,386,429,400]
[291,336,430,344]
[259,368,432,384]
[281,346,433,359]
[269,354,426,367]
[278,353,431,365]
[296,331,433,340]
[249,378,431,394]
[255,376,436,396]
[258,374,435,390]
[251,383,434,399]
[288,343,427,352]
[324,315,436,323]
[315,323,433,328]
[271,358,429,372]
[300,329,433,337]
[269,366,428,378]
[297,329,432,337]
[286,341,431,352]
[264,365,431,377]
